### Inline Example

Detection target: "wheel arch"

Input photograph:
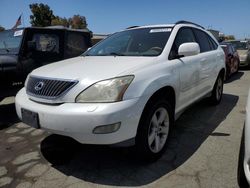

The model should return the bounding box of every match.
[136,86,176,134]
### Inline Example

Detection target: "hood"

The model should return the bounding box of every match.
[31,56,156,82]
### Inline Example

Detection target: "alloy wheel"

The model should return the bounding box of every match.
[148,107,170,153]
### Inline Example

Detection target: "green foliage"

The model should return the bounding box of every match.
[69,15,87,29]
[51,16,69,27]
[29,3,54,27]
[0,25,5,32]
[29,3,88,30]
[225,35,235,40]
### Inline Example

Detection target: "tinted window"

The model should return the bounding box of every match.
[0,29,23,54]
[209,36,218,50]
[193,29,211,53]
[32,34,59,53]
[66,32,88,58]
[207,36,218,50]
[169,27,196,59]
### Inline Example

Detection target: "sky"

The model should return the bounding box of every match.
[0,0,249,39]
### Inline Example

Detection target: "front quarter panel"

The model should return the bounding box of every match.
[123,60,179,110]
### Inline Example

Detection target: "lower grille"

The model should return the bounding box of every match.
[26,76,78,99]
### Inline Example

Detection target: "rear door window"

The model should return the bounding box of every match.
[193,29,212,53]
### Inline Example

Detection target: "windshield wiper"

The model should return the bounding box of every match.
[3,41,9,53]
[107,52,125,56]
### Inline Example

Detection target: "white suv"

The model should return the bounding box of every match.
[15,21,225,160]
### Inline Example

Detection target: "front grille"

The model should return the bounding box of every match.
[26,76,78,99]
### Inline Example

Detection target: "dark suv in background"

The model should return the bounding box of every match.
[0,27,92,100]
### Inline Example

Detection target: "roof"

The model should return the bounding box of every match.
[7,26,91,33]
[126,20,205,31]
[126,24,175,30]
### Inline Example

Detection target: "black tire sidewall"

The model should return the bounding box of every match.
[211,74,224,105]
[135,99,174,161]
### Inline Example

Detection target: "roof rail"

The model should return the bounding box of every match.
[175,20,204,29]
[126,26,140,29]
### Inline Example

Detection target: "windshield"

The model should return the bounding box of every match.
[230,41,249,50]
[85,27,172,57]
[0,29,23,54]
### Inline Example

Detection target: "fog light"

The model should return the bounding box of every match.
[93,122,121,134]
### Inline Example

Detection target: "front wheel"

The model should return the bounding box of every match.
[135,99,174,161]
[210,74,224,105]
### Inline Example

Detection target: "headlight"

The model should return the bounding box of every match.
[76,75,134,103]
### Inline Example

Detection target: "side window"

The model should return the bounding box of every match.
[169,27,196,60]
[209,36,218,50]
[193,29,212,53]
[32,34,59,53]
[66,32,88,58]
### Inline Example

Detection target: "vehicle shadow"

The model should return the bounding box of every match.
[225,71,244,84]
[40,93,238,186]
[0,102,19,130]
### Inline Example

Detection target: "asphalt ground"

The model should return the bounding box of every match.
[0,70,249,188]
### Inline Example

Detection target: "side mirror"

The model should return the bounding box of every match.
[27,41,36,51]
[178,42,200,57]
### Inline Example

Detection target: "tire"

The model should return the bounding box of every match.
[226,65,230,79]
[238,127,248,187]
[236,61,240,73]
[210,73,224,105]
[135,98,174,161]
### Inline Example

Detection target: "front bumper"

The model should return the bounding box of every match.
[240,60,250,67]
[15,88,144,145]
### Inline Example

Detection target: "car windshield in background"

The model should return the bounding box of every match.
[85,27,172,57]
[0,29,23,54]
[230,41,249,50]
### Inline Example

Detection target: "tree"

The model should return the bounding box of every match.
[69,15,87,29]
[51,16,69,27]
[225,35,235,41]
[29,3,54,27]
[0,25,5,32]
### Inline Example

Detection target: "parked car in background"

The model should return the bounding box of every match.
[229,40,250,68]
[15,21,225,161]
[238,89,250,187]
[220,42,240,78]
[0,26,92,101]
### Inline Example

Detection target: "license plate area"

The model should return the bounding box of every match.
[21,108,40,129]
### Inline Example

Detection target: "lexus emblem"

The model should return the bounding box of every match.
[34,81,44,91]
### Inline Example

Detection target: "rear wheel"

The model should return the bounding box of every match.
[135,98,174,161]
[235,60,240,73]
[210,73,224,105]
